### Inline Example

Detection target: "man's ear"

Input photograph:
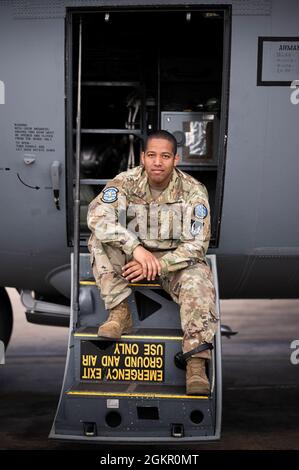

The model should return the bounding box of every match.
[141,152,145,165]
[174,154,179,167]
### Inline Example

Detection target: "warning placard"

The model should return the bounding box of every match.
[80,340,165,383]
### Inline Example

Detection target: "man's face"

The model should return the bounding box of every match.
[141,138,179,188]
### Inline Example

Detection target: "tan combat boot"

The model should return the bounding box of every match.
[97,300,133,339]
[186,357,210,395]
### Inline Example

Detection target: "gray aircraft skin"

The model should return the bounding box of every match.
[0,0,299,347]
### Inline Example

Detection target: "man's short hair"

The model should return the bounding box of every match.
[144,130,178,155]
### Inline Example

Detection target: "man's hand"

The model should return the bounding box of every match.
[129,245,162,281]
[122,260,145,283]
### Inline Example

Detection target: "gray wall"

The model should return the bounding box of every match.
[0,3,69,292]
[219,0,299,254]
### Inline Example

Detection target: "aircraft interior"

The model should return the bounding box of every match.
[67,8,229,248]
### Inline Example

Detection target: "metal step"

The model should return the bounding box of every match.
[74,326,183,339]
[55,381,214,442]
[74,330,194,388]
[66,381,209,400]
[50,253,222,442]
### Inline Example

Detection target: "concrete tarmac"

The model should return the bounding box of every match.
[0,288,299,451]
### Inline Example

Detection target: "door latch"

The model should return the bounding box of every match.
[50,161,62,210]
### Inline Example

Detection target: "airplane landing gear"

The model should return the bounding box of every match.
[0,288,13,349]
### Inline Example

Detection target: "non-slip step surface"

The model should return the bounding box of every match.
[74,326,183,340]
[66,381,209,400]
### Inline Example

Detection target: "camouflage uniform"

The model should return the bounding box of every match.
[87,165,218,358]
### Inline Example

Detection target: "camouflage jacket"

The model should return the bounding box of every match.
[87,165,211,274]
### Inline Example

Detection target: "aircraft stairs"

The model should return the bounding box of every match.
[50,253,222,443]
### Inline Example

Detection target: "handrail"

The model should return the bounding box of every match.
[73,18,82,327]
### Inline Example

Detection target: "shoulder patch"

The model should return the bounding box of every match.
[190,220,203,236]
[194,203,208,219]
[101,187,119,203]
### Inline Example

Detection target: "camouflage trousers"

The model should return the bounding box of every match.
[91,243,218,359]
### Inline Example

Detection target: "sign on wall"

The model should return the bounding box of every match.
[257,37,299,86]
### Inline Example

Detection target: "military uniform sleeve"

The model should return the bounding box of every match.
[159,184,211,274]
[87,178,141,256]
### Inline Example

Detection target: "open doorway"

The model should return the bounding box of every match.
[66,6,231,248]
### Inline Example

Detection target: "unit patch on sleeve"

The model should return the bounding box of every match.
[194,203,208,219]
[190,220,204,236]
[101,187,119,203]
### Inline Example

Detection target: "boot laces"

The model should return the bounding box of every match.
[188,358,206,375]
[109,303,129,322]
